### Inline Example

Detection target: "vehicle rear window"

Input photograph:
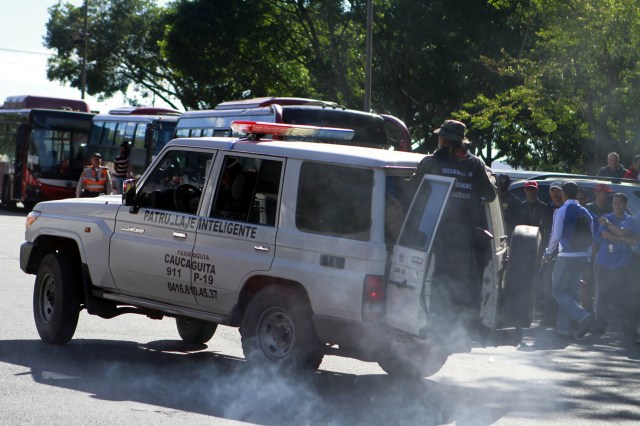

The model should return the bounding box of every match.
[296,162,373,240]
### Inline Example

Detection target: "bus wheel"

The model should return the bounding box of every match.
[33,253,81,344]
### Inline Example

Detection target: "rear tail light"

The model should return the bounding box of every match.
[362,274,386,321]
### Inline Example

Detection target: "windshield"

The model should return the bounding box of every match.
[28,128,87,180]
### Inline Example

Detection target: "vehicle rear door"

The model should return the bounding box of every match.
[191,153,284,314]
[385,175,454,336]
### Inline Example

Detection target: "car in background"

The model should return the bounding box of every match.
[509,174,640,215]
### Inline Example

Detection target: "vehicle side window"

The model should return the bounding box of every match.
[210,155,283,226]
[296,162,373,240]
[398,179,451,251]
[136,149,214,214]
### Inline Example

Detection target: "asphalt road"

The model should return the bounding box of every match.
[1,207,639,425]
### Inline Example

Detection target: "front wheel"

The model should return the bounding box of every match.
[33,253,81,344]
[175,316,217,344]
[240,286,323,371]
[378,343,448,378]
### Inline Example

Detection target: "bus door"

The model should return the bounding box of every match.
[12,124,29,201]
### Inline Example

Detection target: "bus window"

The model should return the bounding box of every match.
[175,128,190,138]
[102,122,117,148]
[132,123,146,148]
[86,111,180,177]
[123,122,136,142]
[89,122,103,145]
[114,122,126,148]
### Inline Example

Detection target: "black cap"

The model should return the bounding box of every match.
[434,119,469,144]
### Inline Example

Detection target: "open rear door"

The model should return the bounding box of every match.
[386,175,454,337]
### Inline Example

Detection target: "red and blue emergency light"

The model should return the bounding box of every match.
[230,120,354,141]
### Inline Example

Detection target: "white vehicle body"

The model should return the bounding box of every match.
[20,125,539,376]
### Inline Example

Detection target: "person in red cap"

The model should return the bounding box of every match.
[586,184,613,218]
[622,154,640,180]
[521,180,545,227]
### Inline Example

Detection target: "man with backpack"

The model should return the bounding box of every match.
[543,181,595,338]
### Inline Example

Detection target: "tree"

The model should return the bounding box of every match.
[370,0,528,160]
[161,0,367,109]
[459,0,640,172]
[45,0,182,108]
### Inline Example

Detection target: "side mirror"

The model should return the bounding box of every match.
[123,179,137,207]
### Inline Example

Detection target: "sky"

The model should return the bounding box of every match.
[0,0,167,113]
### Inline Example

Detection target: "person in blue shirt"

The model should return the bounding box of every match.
[543,181,595,338]
[593,193,639,336]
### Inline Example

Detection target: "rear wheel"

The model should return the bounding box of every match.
[175,316,217,344]
[33,253,81,344]
[240,286,323,371]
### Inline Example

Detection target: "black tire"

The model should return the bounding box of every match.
[378,343,448,378]
[240,286,323,371]
[501,225,541,328]
[175,316,217,344]
[33,253,81,344]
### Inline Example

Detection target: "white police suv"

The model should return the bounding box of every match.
[20,121,539,377]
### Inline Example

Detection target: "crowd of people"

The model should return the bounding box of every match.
[499,150,640,342]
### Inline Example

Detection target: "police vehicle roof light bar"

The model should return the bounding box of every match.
[231,120,354,141]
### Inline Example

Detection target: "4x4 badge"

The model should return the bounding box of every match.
[121,226,145,234]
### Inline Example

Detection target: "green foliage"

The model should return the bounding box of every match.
[371,0,527,159]
[43,0,640,172]
[45,0,181,107]
[161,0,366,109]
[460,0,640,172]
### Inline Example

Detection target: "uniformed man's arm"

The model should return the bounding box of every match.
[478,162,497,202]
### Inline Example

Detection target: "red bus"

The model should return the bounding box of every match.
[87,106,181,180]
[0,95,94,210]
[175,97,411,151]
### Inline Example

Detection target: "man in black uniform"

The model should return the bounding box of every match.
[409,120,497,342]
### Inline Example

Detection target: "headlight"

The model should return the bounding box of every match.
[25,210,41,230]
